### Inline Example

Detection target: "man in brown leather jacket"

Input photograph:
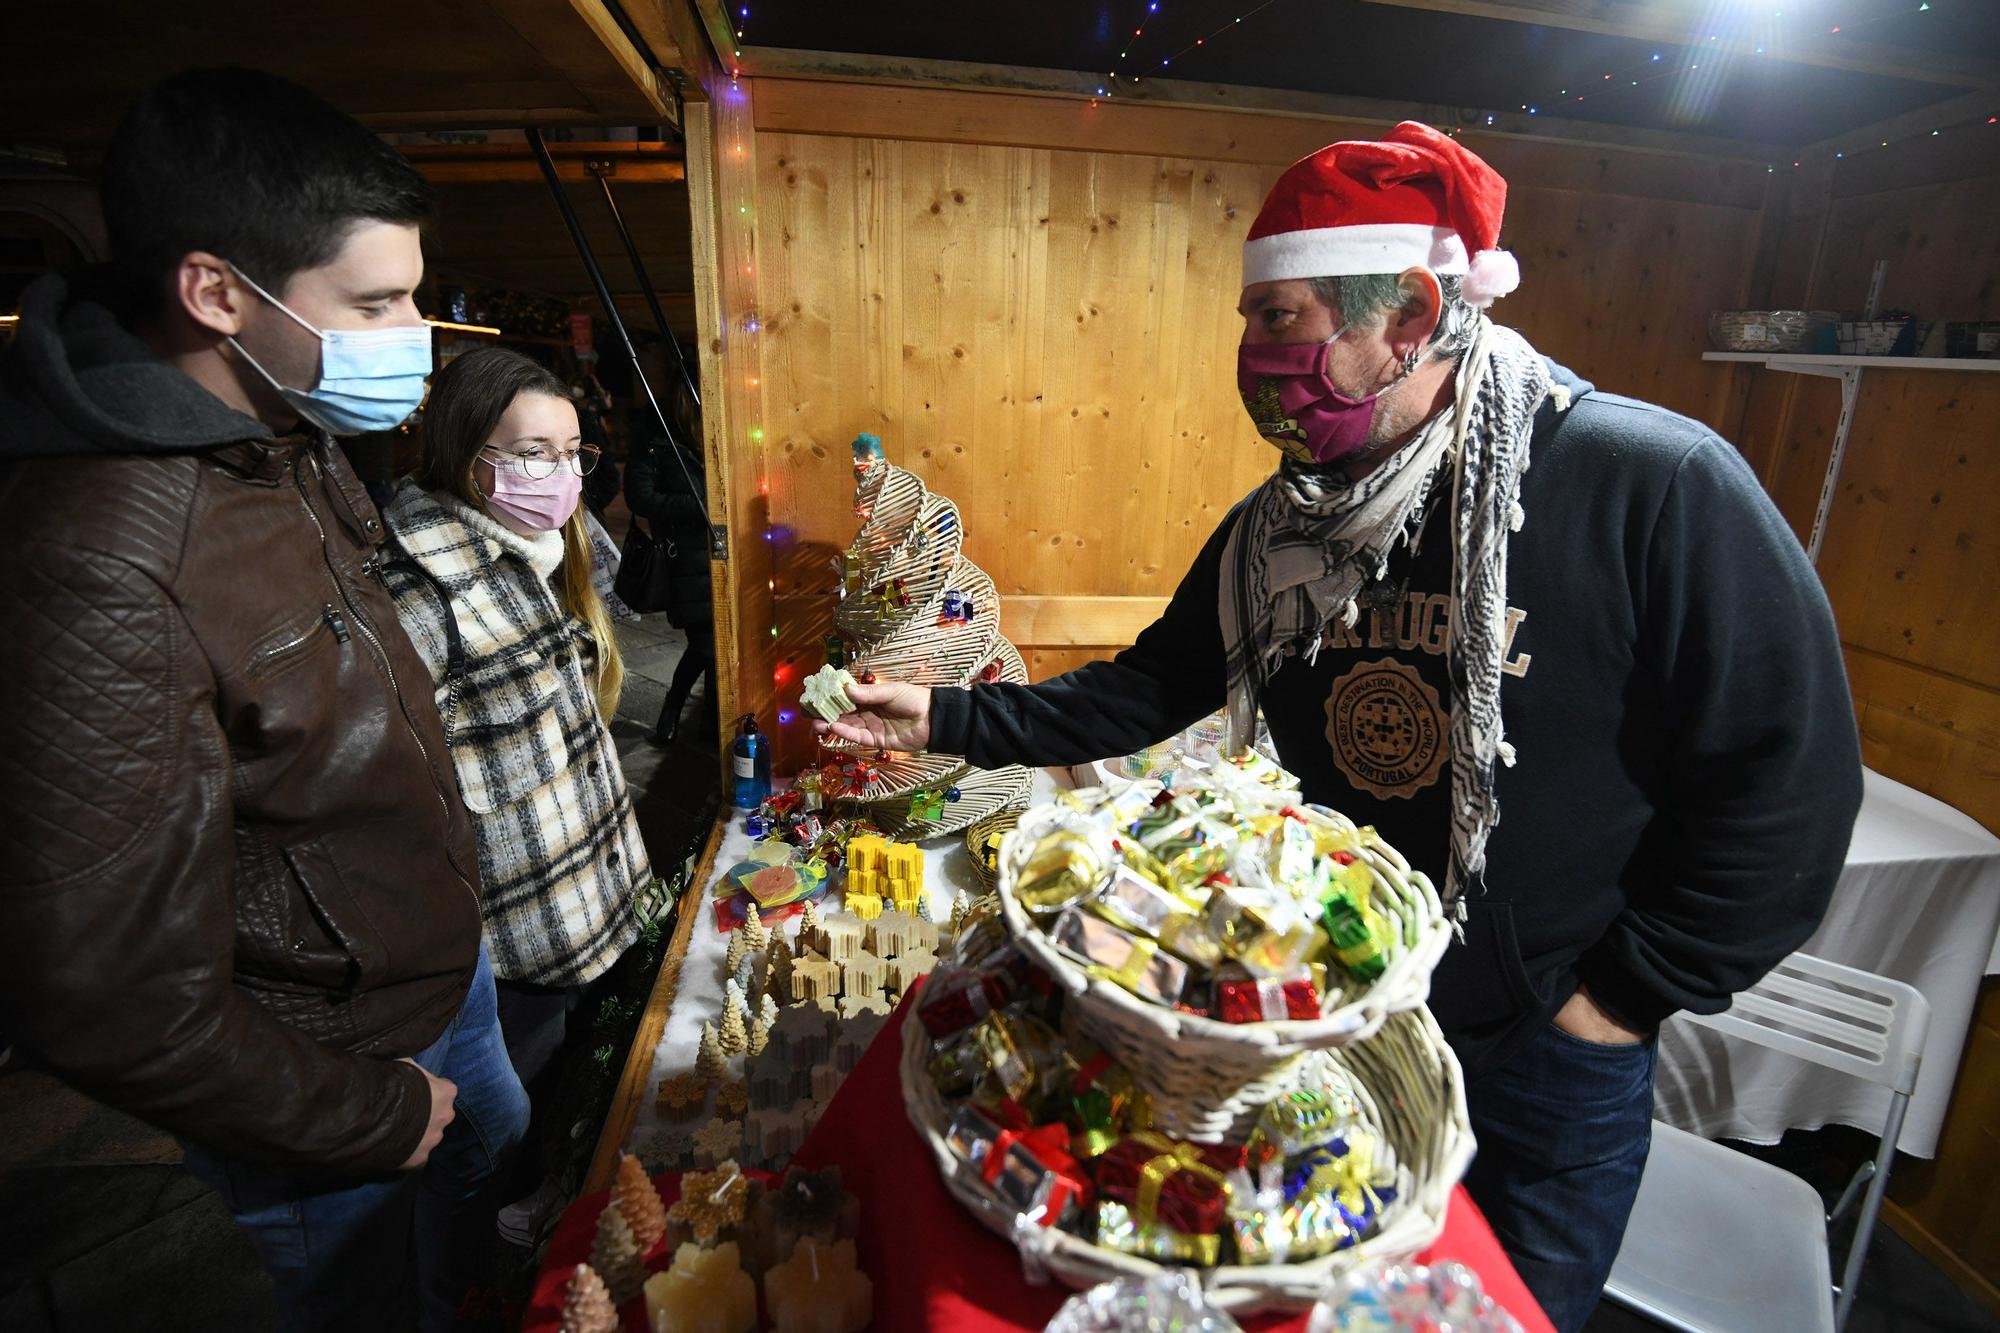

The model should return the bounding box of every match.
[0,69,527,1331]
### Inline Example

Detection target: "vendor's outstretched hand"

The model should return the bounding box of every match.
[814,678,933,752]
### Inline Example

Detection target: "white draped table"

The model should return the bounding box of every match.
[1653,768,2000,1157]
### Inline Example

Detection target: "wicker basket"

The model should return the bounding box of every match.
[995,798,1449,1141]
[1707,309,1836,353]
[857,762,1035,841]
[965,806,1028,894]
[901,999,1472,1312]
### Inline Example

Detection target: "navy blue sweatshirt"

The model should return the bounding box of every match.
[930,362,1862,1078]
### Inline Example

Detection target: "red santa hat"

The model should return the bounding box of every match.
[1241,121,1520,309]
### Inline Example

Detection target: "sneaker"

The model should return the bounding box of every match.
[495,1176,569,1249]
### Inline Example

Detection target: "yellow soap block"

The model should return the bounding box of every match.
[846,834,888,878]
[644,1241,756,1333]
[884,843,921,884]
[845,891,883,921]
[764,1237,872,1333]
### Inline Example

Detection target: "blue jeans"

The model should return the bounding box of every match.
[183,945,529,1333]
[1461,1018,1659,1333]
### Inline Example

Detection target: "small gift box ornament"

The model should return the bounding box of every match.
[906,787,947,822]
[1215,966,1322,1024]
[1320,882,1390,982]
[1093,1132,1233,1243]
[967,1010,1063,1104]
[1095,1198,1219,1266]
[1061,1048,1145,1159]
[1051,906,1189,1007]
[944,1102,1092,1228]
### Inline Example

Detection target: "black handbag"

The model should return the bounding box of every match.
[613,518,677,613]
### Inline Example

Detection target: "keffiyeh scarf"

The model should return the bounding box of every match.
[1219,319,1563,912]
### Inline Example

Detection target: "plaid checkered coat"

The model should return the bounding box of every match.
[380,483,647,987]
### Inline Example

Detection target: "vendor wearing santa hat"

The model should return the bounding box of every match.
[823,122,1860,1330]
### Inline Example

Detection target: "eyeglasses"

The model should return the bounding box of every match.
[482,445,602,479]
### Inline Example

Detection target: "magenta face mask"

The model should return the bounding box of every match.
[480,451,581,532]
[1237,328,1382,465]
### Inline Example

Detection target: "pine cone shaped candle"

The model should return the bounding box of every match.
[613,1151,668,1253]
[557,1263,618,1333]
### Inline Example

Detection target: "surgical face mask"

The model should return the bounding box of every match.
[1237,324,1401,466]
[226,264,432,437]
[480,449,581,532]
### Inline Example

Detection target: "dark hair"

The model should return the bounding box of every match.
[100,67,433,316]
[414,347,570,497]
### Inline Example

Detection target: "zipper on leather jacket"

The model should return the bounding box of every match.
[295,452,476,907]
[251,603,350,673]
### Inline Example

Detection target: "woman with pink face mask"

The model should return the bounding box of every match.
[379,347,650,1230]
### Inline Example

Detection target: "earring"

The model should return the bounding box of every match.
[1401,347,1423,377]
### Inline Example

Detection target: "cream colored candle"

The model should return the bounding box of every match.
[763,1237,872,1333]
[643,1241,755,1333]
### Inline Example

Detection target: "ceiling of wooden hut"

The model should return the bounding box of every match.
[726,0,2000,148]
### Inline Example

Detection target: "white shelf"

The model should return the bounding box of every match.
[1704,351,2000,372]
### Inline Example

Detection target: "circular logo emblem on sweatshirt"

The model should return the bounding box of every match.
[1324,657,1449,800]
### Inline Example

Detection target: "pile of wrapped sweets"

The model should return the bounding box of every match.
[917,905,1398,1268]
[1007,758,1404,1022]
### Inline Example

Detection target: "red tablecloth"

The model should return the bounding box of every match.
[527,988,1552,1333]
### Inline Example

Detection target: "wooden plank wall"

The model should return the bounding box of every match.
[1730,130,2000,1308]
[700,76,1777,771]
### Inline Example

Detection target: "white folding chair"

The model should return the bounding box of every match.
[1602,952,1931,1333]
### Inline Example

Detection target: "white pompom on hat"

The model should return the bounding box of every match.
[1242,121,1520,309]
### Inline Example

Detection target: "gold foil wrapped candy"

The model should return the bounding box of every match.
[968,1011,1063,1104]
[1204,888,1320,977]
[1017,822,1114,915]
[1052,906,1189,1007]
[1089,865,1224,969]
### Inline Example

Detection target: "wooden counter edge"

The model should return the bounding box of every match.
[582,816,728,1194]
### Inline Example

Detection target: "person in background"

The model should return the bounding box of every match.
[623,378,715,745]
[572,368,621,521]
[0,67,526,1332]
[818,123,1861,1332]
[379,346,650,1242]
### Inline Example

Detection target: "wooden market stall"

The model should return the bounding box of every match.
[641,0,2000,1310]
[2,0,1997,1318]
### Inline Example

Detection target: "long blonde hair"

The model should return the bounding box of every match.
[415,347,624,718]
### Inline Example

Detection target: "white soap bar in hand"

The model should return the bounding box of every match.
[800,664,859,723]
